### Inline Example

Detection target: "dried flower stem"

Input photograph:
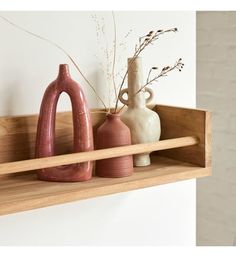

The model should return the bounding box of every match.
[137,58,184,94]
[114,27,178,113]
[111,11,117,99]
[146,67,157,84]
[117,58,184,113]
[0,15,108,110]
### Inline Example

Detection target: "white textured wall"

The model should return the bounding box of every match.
[197,11,236,246]
[0,11,196,245]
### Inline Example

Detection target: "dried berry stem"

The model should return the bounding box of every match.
[114,27,178,113]
[117,58,184,113]
[146,67,158,84]
[137,58,184,94]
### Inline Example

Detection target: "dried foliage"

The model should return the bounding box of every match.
[114,28,183,113]
[140,58,184,93]
[0,13,184,114]
[0,14,108,110]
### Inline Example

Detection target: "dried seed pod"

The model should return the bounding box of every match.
[162,66,170,71]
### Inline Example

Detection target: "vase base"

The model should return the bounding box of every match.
[37,175,92,182]
[134,154,151,167]
[96,156,133,178]
[96,172,133,178]
[37,164,93,182]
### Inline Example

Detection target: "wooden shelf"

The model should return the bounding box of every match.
[0,136,198,175]
[0,104,211,215]
[0,155,210,216]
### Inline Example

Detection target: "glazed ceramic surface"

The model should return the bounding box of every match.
[119,57,161,166]
[96,113,133,178]
[35,64,94,182]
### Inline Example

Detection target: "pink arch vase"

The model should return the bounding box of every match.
[35,64,94,182]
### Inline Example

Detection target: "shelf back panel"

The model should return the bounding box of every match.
[0,105,211,168]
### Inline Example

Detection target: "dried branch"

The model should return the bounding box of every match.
[111,11,118,99]
[117,58,184,114]
[114,27,178,113]
[137,58,184,94]
[0,15,108,110]
[146,66,158,84]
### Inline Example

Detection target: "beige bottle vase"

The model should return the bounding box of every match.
[119,57,161,166]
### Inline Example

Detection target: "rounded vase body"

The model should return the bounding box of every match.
[35,64,94,182]
[96,114,133,178]
[119,57,161,166]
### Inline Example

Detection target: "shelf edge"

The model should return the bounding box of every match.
[0,166,210,216]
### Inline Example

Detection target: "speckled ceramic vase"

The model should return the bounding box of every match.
[119,57,161,167]
[95,113,133,178]
[35,64,94,182]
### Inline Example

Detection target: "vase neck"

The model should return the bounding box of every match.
[57,64,70,80]
[128,57,146,108]
[107,113,120,121]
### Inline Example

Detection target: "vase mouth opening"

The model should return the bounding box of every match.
[106,112,120,119]
[58,64,70,78]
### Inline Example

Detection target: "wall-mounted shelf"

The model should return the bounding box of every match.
[0,105,211,215]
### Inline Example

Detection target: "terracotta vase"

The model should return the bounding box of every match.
[95,113,133,178]
[35,64,94,182]
[119,57,161,167]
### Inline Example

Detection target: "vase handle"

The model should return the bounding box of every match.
[118,88,129,106]
[119,87,154,105]
[145,87,154,104]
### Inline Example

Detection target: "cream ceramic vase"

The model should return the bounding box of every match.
[119,57,161,166]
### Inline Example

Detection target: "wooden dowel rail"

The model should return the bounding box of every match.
[0,136,198,175]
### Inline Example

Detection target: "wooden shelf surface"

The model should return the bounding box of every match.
[0,156,210,216]
[0,104,211,215]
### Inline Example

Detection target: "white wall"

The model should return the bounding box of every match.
[0,11,196,245]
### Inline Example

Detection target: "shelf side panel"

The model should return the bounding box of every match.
[154,105,211,168]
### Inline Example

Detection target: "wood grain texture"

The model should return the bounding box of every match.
[0,105,211,215]
[0,105,210,167]
[0,156,211,216]
[0,136,198,175]
[155,105,211,168]
[0,112,74,163]
[0,111,106,164]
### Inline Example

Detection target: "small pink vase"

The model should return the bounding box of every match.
[95,113,134,178]
[35,64,94,182]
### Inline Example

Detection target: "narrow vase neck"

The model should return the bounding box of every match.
[57,64,70,80]
[106,113,121,121]
[128,57,146,108]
